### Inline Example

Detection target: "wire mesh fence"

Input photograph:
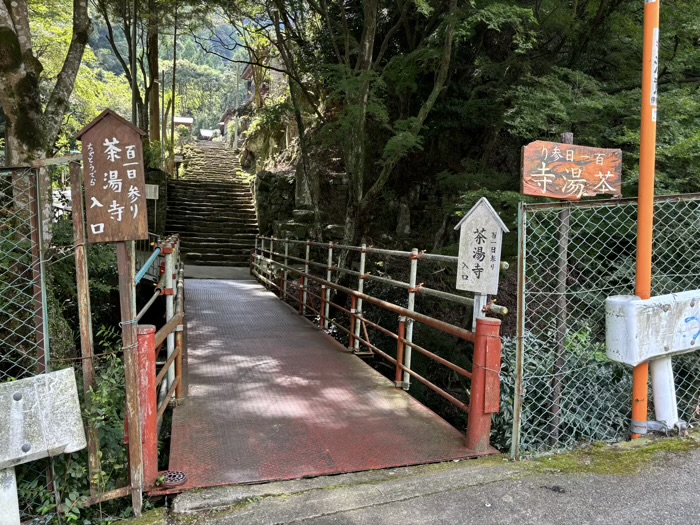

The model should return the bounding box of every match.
[512,194,700,457]
[0,168,55,519]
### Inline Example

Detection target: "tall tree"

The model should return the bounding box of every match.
[0,0,91,164]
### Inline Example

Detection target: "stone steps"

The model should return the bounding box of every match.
[166,141,258,267]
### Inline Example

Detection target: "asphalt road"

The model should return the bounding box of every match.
[169,438,700,525]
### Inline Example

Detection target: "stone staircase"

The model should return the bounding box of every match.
[165,142,258,267]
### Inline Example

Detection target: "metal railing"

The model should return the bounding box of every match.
[135,233,162,284]
[251,236,505,452]
[132,234,187,490]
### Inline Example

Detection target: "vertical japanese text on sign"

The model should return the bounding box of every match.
[76,109,148,243]
[455,198,509,295]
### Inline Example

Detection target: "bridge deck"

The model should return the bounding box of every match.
[167,279,489,492]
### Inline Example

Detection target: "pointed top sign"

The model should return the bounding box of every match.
[76,108,148,243]
[74,108,146,140]
[454,197,509,233]
[454,197,508,295]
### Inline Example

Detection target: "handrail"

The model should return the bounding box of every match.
[250,240,503,453]
[252,253,476,414]
[155,311,184,347]
[134,234,187,491]
[257,238,509,314]
[255,255,475,342]
[135,247,161,284]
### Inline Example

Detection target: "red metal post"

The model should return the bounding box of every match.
[137,325,158,488]
[395,318,406,386]
[466,317,502,453]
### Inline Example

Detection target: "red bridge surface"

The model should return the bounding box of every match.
[167,279,490,492]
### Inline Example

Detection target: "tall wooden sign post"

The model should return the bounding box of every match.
[76,109,148,515]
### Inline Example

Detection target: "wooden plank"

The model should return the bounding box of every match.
[28,170,46,373]
[69,162,102,495]
[521,140,622,200]
[116,241,143,515]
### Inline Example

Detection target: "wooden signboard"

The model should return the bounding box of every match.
[454,197,509,296]
[76,109,148,243]
[521,140,622,200]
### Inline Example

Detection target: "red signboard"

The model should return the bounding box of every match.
[521,140,622,200]
[76,109,148,243]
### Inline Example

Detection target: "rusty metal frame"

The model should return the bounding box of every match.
[252,251,474,407]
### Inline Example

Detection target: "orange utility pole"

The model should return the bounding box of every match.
[632,0,661,439]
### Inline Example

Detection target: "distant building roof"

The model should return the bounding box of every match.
[174,116,194,125]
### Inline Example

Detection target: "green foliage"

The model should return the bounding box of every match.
[29,0,131,153]
[456,2,537,52]
[493,330,633,453]
[247,97,293,138]
[17,341,130,523]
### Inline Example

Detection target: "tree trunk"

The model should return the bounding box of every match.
[147,0,160,143]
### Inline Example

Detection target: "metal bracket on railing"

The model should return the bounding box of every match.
[485,299,508,316]
[408,283,424,294]
[174,324,184,332]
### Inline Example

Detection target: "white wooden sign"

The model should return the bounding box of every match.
[146,184,159,200]
[454,197,509,295]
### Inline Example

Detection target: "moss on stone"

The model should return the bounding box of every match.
[121,508,167,525]
[528,435,700,476]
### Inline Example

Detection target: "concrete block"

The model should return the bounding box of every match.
[0,368,86,469]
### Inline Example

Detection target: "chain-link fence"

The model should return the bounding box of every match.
[0,168,55,519]
[511,194,700,457]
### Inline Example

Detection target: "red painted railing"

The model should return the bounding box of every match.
[251,237,504,453]
[129,235,186,490]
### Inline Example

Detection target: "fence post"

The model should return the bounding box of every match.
[511,203,527,460]
[175,263,185,401]
[251,235,259,273]
[163,242,175,390]
[270,237,277,295]
[325,243,333,329]
[303,241,310,315]
[349,295,358,350]
[28,169,47,371]
[466,317,502,453]
[299,276,305,315]
[69,161,101,494]
[353,244,367,353]
[320,285,327,328]
[395,318,406,386]
[283,238,289,300]
[402,248,419,389]
[137,325,158,489]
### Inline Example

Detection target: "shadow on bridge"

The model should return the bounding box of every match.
[165,279,494,493]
